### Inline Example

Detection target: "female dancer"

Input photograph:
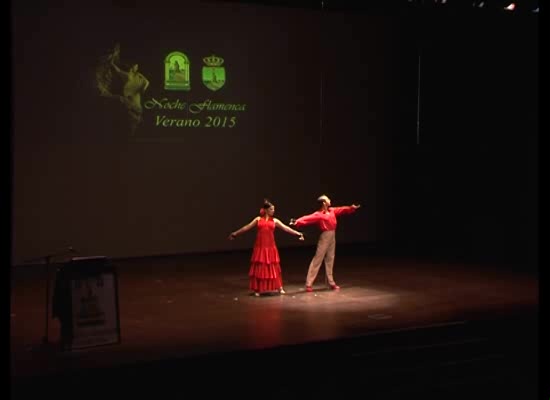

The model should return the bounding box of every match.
[229,199,304,296]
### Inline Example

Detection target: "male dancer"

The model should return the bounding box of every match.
[290,195,360,292]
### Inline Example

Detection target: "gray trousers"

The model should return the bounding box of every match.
[306,230,336,287]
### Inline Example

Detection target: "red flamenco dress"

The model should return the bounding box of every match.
[249,217,283,293]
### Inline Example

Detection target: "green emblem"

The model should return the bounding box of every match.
[164,51,190,91]
[202,55,225,91]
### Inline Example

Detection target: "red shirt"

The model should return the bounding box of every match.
[293,206,356,231]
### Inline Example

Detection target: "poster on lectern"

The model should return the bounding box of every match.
[69,257,121,350]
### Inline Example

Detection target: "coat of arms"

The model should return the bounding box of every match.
[202,54,225,91]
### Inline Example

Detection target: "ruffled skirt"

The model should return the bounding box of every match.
[249,262,283,293]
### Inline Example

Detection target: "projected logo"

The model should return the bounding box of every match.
[95,45,245,138]
[202,55,226,91]
[164,51,191,91]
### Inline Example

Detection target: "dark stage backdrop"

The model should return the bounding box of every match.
[11,0,417,265]
[11,1,537,267]
[405,10,539,265]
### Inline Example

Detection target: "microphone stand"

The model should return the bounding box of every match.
[25,247,75,349]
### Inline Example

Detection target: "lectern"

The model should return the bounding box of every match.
[52,256,121,351]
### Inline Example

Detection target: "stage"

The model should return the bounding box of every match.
[10,244,539,399]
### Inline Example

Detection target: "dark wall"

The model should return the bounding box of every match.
[11,1,538,267]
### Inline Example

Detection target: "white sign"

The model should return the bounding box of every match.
[69,272,120,350]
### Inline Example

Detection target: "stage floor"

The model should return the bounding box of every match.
[11,245,538,378]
